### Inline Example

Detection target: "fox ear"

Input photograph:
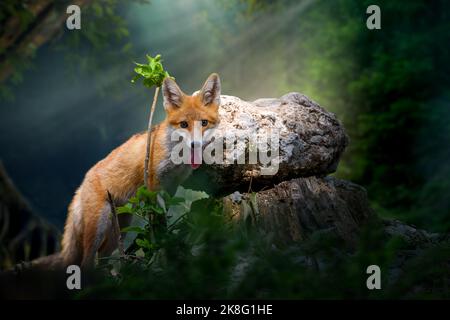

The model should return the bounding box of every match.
[200,73,221,106]
[162,77,184,110]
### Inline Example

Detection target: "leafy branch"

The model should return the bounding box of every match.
[115,186,201,263]
[131,54,171,190]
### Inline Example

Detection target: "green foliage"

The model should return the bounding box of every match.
[131,54,171,88]
[0,0,148,101]
[0,1,34,43]
[0,1,36,101]
[80,190,450,299]
[114,185,185,259]
[58,0,147,99]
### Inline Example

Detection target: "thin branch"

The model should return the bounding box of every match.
[107,191,125,256]
[167,213,187,232]
[247,176,253,194]
[144,86,160,189]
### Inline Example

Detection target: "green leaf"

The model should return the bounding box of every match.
[135,238,152,250]
[135,248,145,258]
[131,54,170,89]
[136,185,156,201]
[149,204,164,214]
[168,197,185,206]
[131,74,140,84]
[122,215,147,250]
[156,193,166,213]
[166,187,210,228]
[174,186,209,204]
[121,226,146,234]
[117,203,133,214]
[128,196,139,204]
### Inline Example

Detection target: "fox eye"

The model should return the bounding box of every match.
[201,120,208,127]
[180,121,188,128]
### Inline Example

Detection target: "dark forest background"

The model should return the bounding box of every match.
[0,0,449,233]
[1,0,450,300]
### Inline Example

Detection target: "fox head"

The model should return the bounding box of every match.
[162,73,221,169]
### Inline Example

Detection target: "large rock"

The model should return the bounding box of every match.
[197,92,348,194]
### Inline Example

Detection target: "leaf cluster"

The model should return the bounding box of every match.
[116,185,184,258]
[131,54,171,89]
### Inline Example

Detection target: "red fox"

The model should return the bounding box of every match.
[61,73,221,267]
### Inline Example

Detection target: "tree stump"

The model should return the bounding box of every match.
[224,176,376,247]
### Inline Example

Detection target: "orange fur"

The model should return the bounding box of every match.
[61,74,221,268]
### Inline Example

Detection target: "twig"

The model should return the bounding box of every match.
[149,216,156,245]
[167,213,187,232]
[97,254,145,263]
[144,86,160,189]
[107,191,125,256]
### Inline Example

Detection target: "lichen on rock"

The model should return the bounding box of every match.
[198,92,348,193]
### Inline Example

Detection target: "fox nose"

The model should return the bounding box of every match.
[191,141,201,148]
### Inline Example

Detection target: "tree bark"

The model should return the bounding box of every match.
[224,176,375,247]
[224,176,449,249]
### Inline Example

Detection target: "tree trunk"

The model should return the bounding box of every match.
[226,176,373,247]
[224,176,448,249]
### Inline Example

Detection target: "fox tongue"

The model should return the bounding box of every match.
[190,147,201,169]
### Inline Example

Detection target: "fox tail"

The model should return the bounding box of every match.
[60,195,83,266]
